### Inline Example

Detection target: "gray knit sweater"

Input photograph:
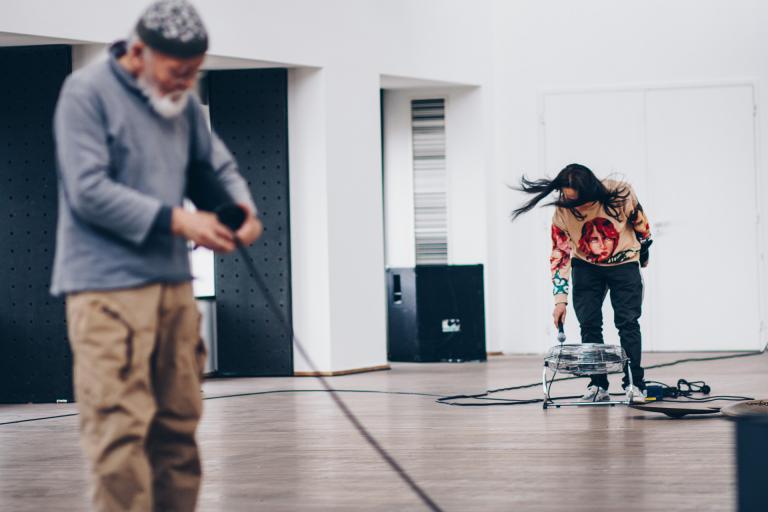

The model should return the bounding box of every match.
[50,42,255,296]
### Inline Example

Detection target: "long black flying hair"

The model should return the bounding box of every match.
[510,163,630,222]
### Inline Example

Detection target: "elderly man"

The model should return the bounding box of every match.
[51,1,261,510]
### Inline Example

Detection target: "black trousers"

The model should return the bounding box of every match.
[572,259,645,390]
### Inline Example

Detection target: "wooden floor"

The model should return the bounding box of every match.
[1,351,766,511]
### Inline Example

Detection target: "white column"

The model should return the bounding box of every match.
[288,67,333,372]
[325,69,388,371]
[289,66,388,373]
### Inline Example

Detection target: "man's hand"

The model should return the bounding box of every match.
[235,205,263,246]
[171,207,235,253]
[553,303,567,329]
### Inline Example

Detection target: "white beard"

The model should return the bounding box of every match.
[137,73,190,119]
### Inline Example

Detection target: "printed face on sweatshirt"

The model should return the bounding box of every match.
[579,217,619,263]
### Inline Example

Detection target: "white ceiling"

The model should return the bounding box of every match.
[203,53,294,70]
[0,31,85,46]
[0,32,476,85]
[380,74,476,90]
[0,31,295,70]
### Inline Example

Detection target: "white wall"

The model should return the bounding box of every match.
[0,0,494,372]
[490,0,768,353]
[383,87,487,267]
[0,0,492,83]
[541,85,761,352]
[382,86,495,348]
[288,68,333,371]
[3,0,767,363]
[382,90,416,268]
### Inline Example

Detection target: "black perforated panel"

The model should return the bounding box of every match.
[0,45,72,403]
[207,69,293,376]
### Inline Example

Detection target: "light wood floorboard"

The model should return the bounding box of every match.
[0,352,766,511]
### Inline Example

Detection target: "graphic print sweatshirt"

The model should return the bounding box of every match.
[550,180,652,305]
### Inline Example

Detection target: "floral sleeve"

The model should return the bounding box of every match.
[550,213,572,305]
[626,187,652,246]
[625,185,653,266]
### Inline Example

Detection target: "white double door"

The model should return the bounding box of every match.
[543,84,763,351]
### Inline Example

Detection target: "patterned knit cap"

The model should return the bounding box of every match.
[136,0,208,58]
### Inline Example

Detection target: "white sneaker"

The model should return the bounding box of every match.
[626,385,647,403]
[581,385,610,402]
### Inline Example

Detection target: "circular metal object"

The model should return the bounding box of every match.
[545,343,628,376]
[629,403,721,418]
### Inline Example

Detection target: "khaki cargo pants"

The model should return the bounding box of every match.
[66,282,206,512]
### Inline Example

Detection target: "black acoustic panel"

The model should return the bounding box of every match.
[208,68,293,376]
[415,265,486,361]
[0,45,72,403]
[387,265,486,363]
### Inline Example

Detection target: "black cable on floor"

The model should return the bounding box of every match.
[436,348,766,406]
[232,241,444,512]
[661,396,755,403]
[645,350,766,370]
[203,389,443,401]
[0,413,80,426]
[542,325,565,407]
[4,349,764,423]
[438,395,585,407]
[0,390,441,427]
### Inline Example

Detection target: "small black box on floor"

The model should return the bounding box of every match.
[386,265,486,362]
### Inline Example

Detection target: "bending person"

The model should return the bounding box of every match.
[512,163,652,403]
